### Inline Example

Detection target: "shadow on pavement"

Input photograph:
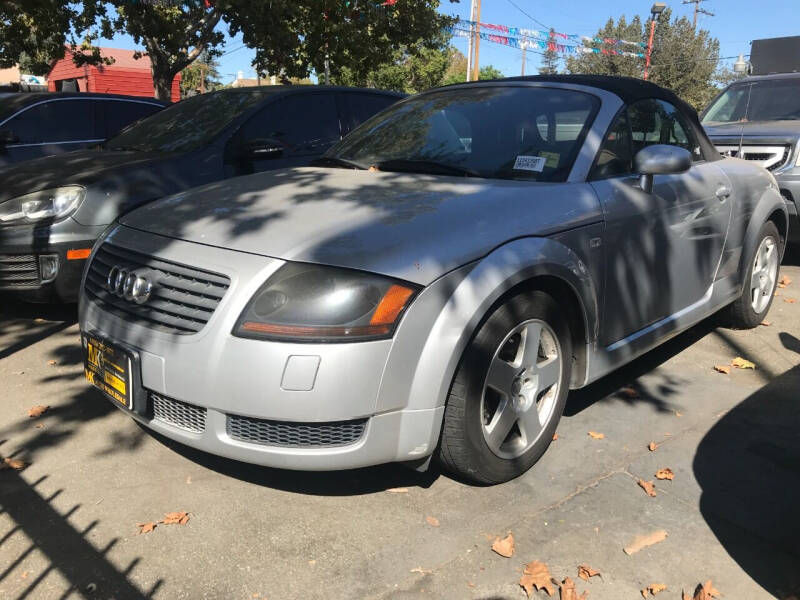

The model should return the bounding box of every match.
[0,299,77,361]
[693,332,800,598]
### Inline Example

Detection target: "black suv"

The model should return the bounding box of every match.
[0,92,167,167]
[0,86,404,302]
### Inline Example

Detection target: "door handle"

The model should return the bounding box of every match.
[716,185,731,201]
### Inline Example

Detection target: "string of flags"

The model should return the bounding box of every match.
[455,19,646,56]
[450,22,646,59]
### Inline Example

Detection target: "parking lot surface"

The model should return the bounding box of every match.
[1,264,799,599]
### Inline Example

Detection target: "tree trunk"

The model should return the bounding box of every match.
[152,68,175,101]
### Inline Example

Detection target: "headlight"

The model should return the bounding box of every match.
[233,263,418,342]
[0,186,85,225]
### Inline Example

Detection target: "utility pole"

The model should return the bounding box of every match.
[466,0,476,81]
[644,2,666,80]
[471,0,481,82]
[521,36,526,76]
[682,0,714,28]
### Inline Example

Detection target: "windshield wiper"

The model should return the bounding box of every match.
[375,159,480,177]
[311,156,368,170]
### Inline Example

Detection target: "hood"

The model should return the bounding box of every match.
[0,149,166,203]
[119,167,601,285]
[703,120,800,142]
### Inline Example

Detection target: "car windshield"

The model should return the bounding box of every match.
[325,86,599,182]
[702,79,800,124]
[104,90,271,153]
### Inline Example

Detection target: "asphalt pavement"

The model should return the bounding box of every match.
[1,260,799,599]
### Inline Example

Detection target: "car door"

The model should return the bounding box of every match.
[0,98,100,163]
[590,98,733,346]
[224,91,342,176]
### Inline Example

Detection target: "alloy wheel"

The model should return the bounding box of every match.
[750,236,779,314]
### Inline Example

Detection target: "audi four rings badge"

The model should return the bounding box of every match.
[106,266,153,304]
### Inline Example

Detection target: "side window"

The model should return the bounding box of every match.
[590,110,633,180]
[628,99,703,161]
[105,101,163,138]
[238,93,341,153]
[7,100,97,143]
[341,93,397,134]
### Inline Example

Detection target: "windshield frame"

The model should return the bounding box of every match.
[324,82,602,183]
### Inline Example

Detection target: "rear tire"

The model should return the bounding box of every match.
[437,290,571,484]
[722,221,781,329]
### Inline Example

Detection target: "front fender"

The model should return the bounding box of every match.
[377,235,600,416]
[739,184,788,280]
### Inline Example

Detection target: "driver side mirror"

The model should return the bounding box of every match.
[238,137,284,161]
[634,144,692,194]
[0,130,19,146]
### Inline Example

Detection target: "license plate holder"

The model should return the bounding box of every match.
[83,333,146,413]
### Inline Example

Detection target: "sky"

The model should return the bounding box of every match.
[105,0,798,84]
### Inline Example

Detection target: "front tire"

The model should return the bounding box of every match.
[437,290,572,484]
[722,221,781,329]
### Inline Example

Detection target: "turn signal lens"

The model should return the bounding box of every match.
[67,248,92,260]
[233,263,418,342]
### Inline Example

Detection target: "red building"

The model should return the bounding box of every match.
[48,47,181,102]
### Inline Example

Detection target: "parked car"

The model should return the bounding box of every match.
[78,75,787,484]
[0,92,166,166]
[701,73,800,237]
[0,86,404,301]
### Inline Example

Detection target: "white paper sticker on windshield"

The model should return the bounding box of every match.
[513,155,546,172]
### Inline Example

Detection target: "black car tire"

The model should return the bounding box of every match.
[722,221,782,329]
[437,289,571,485]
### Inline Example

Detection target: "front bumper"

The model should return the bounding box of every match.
[78,225,448,470]
[0,218,106,302]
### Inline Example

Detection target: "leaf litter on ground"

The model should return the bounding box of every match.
[731,357,756,370]
[588,431,604,440]
[559,576,588,600]
[655,468,674,480]
[28,405,50,418]
[519,560,556,597]
[623,529,668,555]
[638,479,657,497]
[683,580,720,600]
[491,532,514,557]
[1,457,28,470]
[577,565,600,581]
[641,583,667,597]
[713,365,731,374]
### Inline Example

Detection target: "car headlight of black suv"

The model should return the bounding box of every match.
[0,186,86,226]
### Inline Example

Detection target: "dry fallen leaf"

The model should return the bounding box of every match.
[675,411,683,417]
[1,457,28,470]
[713,365,731,374]
[618,385,640,399]
[425,516,440,527]
[47,360,57,366]
[28,405,50,418]
[784,298,797,304]
[778,283,786,288]
[368,165,379,172]
[519,560,556,597]
[731,357,756,370]
[386,487,409,493]
[683,580,720,600]
[559,576,588,600]
[641,583,667,597]
[761,320,772,326]
[410,567,432,575]
[648,442,658,451]
[638,479,657,497]
[655,468,674,481]
[491,532,514,557]
[136,522,156,534]
[588,431,604,440]
[780,275,792,286]
[623,529,668,555]
[160,511,189,525]
[577,564,600,581]
[552,433,559,441]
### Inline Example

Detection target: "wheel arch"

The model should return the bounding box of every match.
[740,188,789,276]
[398,236,600,415]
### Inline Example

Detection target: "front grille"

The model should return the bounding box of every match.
[227,414,367,448]
[0,254,40,288]
[151,394,206,433]
[715,144,791,171]
[85,243,230,334]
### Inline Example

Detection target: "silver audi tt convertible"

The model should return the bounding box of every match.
[78,75,787,484]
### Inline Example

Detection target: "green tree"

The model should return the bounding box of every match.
[538,29,560,75]
[180,52,222,95]
[441,48,467,85]
[1,1,455,101]
[479,65,503,80]
[566,9,720,110]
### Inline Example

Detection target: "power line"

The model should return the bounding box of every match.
[504,0,550,31]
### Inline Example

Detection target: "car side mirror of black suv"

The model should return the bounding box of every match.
[634,144,692,193]
[239,138,284,161]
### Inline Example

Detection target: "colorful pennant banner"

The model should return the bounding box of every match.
[449,26,646,59]
[459,19,646,50]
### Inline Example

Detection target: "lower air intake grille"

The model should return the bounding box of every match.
[226,414,367,448]
[0,254,40,288]
[151,394,206,433]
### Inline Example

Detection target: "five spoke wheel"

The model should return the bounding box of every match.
[480,319,562,459]
[750,235,778,314]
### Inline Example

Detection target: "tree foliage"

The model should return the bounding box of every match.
[538,30,560,75]
[566,9,721,109]
[1,1,455,100]
[180,52,223,95]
